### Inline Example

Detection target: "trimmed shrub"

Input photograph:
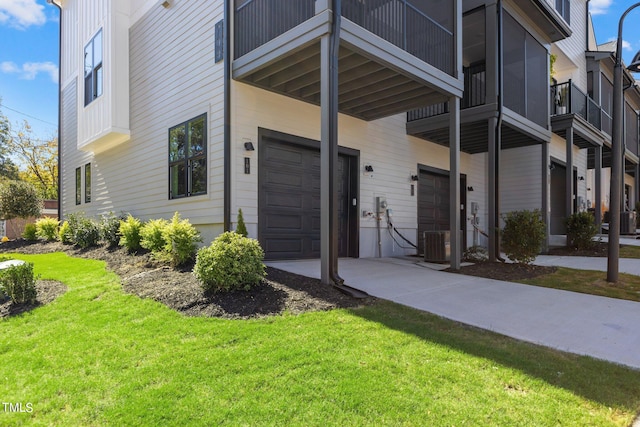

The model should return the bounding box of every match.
[236,208,248,237]
[58,221,73,244]
[161,212,201,267]
[140,218,169,253]
[194,231,265,293]
[35,217,59,242]
[119,215,143,253]
[0,262,38,304]
[67,212,100,249]
[501,209,546,264]
[22,223,37,241]
[566,212,598,250]
[100,212,124,247]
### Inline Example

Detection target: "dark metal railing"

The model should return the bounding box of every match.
[551,81,607,132]
[342,0,454,75]
[234,0,455,76]
[234,0,315,58]
[407,63,485,121]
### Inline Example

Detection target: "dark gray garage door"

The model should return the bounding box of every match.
[259,137,355,260]
[417,168,466,255]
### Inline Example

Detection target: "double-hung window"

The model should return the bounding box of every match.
[84,29,103,106]
[169,114,207,199]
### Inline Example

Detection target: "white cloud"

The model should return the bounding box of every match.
[0,61,19,73]
[590,0,612,15]
[0,0,46,29]
[606,38,635,52]
[1,61,58,83]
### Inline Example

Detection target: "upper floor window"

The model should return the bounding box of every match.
[84,29,103,106]
[169,114,207,199]
[556,0,570,25]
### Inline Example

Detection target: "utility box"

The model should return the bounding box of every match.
[423,231,450,263]
[620,211,637,235]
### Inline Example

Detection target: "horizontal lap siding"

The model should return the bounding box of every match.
[63,0,225,233]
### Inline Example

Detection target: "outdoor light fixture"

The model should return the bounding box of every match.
[244,141,255,151]
[578,176,585,181]
[467,186,474,192]
[628,50,640,73]
[161,0,171,8]
[364,165,374,172]
[549,164,555,170]
[410,174,419,181]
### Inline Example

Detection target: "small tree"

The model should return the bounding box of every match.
[0,180,42,236]
[236,208,248,237]
[501,209,546,264]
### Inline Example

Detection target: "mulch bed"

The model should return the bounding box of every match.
[0,280,67,319]
[0,240,372,320]
[547,241,610,257]
[449,262,556,281]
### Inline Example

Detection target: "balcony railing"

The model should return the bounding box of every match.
[407,63,486,121]
[234,0,315,58]
[234,0,454,75]
[551,81,609,133]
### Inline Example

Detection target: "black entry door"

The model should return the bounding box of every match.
[550,162,567,234]
[259,137,356,260]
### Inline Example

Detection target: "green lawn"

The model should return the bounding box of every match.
[2,252,640,426]
[620,245,640,259]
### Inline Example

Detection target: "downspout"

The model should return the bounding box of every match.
[47,0,62,221]
[223,0,231,231]
[495,0,505,262]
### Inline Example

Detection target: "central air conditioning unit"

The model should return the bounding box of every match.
[620,211,637,235]
[423,231,450,263]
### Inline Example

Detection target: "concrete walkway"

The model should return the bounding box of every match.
[267,257,640,370]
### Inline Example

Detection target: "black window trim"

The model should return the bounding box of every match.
[84,163,92,204]
[168,113,207,200]
[84,28,103,107]
[75,167,81,205]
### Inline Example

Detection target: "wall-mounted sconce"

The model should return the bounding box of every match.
[549,164,555,170]
[410,174,419,181]
[161,0,171,8]
[467,186,474,192]
[244,141,255,151]
[578,176,585,181]
[364,165,374,172]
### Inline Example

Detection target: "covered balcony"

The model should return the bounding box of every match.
[406,3,560,154]
[232,0,463,121]
[550,81,608,149]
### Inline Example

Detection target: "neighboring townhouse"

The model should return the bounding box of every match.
[407,0,573,256]
[56,0,632,280]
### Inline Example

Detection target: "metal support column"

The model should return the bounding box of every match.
[542,141,550,252]
[566,127,574,218]
[320,1,340,285]
[449,96,461,270]
[488,116,498,262]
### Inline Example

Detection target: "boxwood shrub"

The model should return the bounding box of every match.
[194,231,266,293]
[501,209,546,264]
[566,212,598,250]
[0,262,38,304]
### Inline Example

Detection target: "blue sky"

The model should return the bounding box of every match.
[0,0,638,142]
[0,0,59,140]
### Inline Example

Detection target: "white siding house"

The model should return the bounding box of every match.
[57,0,636,266]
